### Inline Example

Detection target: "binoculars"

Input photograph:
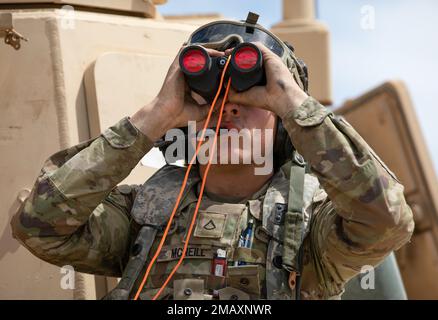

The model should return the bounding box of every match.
[179,42,265,102]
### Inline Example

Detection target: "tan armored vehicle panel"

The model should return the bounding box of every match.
[336,81,438,299]
[0,2,197,299]
[84,52,177,183]
[164,13,224,26]
[271,0,331,105]
[0,0,157,17]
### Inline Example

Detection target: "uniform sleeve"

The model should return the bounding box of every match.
[281,97,415,296]
[10,117,154,277]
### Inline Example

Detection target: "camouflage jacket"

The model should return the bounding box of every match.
[11,97,414,299]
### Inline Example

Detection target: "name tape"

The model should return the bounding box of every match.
[157,245,214,262]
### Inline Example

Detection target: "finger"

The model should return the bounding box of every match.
[173,97,210,128]
[159,56,185,96]
[185,93,205,107]
[224,47,234,56]
[184,101,211,122]
[251,42,276,57]
[195,112,219,132]
[204,48,225,57]
[250,41,287,81]
[189,90,208,105]
[227,87,268,109]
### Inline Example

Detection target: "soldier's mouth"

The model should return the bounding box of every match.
[197,125,240,136]
[197,127,226,136]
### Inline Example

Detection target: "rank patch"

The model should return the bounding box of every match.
[194,211,226,238]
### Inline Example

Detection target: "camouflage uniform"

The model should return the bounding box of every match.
[11,97,414,299]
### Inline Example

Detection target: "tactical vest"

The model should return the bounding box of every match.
[104,154,321,300]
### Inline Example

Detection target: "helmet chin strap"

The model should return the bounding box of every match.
[199,34,244,51]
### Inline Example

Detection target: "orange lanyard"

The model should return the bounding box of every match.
[134,58,232,300]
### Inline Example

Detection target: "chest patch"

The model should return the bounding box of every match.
[193,212,226,238]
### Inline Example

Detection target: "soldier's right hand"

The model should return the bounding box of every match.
[131,46,225,142]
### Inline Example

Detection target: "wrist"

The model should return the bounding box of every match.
[276,88,309,120]
[130,99,173,142]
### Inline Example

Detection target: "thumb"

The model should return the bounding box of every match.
[185,99,210,122]
[193,104,211,121]
[227,86,268,109]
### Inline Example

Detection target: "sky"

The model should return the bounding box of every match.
[157,0,438,173]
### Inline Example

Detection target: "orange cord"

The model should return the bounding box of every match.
[133,57,231,300]
[152,77,232,300]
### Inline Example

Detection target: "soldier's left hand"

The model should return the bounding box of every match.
[227,42,309,119]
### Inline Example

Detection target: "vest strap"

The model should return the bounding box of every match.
[103,226,157,300]
[282,151,306,299]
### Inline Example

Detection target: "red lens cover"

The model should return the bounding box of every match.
[234,46,258,70]
[182,49,206,73]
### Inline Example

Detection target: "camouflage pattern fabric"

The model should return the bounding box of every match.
[10,117,153,277]
[10,97,414,299]
[283,97,414,298]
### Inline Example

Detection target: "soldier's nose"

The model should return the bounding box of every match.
[222,103,240,120]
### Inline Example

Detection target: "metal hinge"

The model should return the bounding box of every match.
[0,13,28,50]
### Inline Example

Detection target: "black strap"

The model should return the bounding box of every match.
[103,226,157,300]
[245,12,259,25]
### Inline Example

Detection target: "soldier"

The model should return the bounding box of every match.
[11,15,414,300]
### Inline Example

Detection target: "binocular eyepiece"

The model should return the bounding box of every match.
[179,43,265,102]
